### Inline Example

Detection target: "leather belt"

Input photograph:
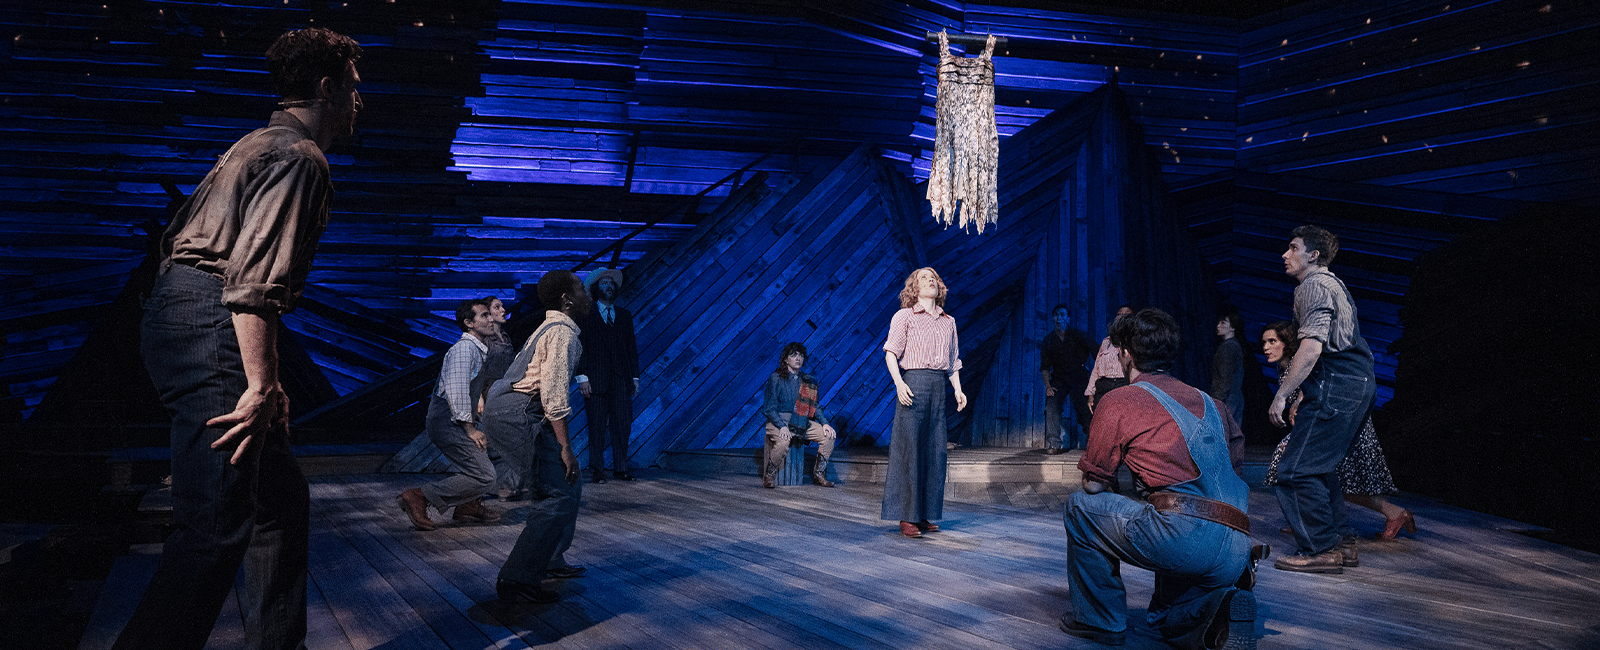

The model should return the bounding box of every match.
[1147,491,1250,535]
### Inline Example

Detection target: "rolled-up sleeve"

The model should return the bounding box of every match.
[883,309,909,359]
[1294,276,1337,346]
[542,326,581,421]
[220,155,330,313]
[1078,395,1127,486]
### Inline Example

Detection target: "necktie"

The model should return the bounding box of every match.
[604,306,613,325]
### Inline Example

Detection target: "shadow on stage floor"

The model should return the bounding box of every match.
[75,450,1600,650]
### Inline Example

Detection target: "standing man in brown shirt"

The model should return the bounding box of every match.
[114,28,362,650]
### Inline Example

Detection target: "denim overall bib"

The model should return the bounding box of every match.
[1138,382,1254,645]
[1136,382,1250,519]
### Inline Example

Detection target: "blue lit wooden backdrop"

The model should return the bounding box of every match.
[2,1,1594,463]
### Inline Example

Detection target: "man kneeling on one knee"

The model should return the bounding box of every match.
[1062,308,1263,650]
[760,342,837,488]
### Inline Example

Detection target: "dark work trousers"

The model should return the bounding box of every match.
[115,263,309,650]
[484,380,576,571]
[1273,339,1376,556]
[500,391,584,585]
[585,387,633,473]
[881,369,948,523]
[1045,379,1093,450]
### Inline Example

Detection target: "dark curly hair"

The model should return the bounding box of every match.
[265,28,362,100]
[774,342,808,376]
[1290,224,1339,267]
[1108,308,1181,373]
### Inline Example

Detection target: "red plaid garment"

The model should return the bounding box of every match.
[794,379,819,420]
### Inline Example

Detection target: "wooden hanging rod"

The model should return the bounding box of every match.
[924,31,1008,47]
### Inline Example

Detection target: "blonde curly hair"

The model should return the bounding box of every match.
[898,267,947,309]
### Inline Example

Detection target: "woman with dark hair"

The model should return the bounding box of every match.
[882,267,967,538]
[758,342,837,488]
[1262,321,1416,541]
[475,296,524,499]
[1210,307,1247,426]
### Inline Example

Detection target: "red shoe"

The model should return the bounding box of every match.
[899,521,923,538]
[916,520,940,532]
[1380,509,1416,540]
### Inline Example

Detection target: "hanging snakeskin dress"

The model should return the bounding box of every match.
[927,31,998,234]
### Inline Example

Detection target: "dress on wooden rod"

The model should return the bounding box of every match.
[927,31,998,233]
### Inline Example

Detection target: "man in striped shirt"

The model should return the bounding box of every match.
[1270,225,1377,574]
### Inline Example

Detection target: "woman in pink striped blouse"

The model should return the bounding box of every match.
[882,267,968,538]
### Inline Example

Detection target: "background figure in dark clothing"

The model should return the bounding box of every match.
[1210,306,1246,427]
[576,268,640,483]
[114,28,362,650]
[1040,304,1096,452]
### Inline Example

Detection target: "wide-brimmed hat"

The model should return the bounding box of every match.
[583,268,624,292]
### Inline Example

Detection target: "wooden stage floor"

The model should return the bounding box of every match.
[82,463,1600,650]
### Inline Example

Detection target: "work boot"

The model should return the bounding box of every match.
[397,488,436,531]
[452,498,501,524]
[1273,549,1344,574]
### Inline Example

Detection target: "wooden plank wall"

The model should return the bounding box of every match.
[9,0,1590,447]
[585,83,1218,460]
[602,145,919,466]
[0,0,507,420]
[1238,0,1600,205]
[1173,171,1534,406]
[801,0,1241,184]
[960,2,1239,184]
[0,0,702,425]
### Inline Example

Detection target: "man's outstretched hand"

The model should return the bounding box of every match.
[207,385,289,465]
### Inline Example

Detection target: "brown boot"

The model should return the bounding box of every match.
[762,473,776,489]
[452,498,501,524]
[1273,549,1344,574]
[811,474,834,487]
[397,488,436,531]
